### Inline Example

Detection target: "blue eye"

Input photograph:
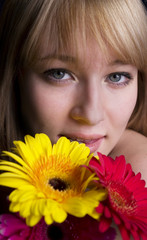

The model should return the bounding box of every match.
[107,72,133,86]
[49,69,66,79]
[43,68,73,82]
[109,73,122,82]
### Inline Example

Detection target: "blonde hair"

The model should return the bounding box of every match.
[0,0,147,151]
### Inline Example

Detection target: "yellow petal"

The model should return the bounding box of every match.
[88,209,101,220]
[37,191,45,198]
[46,199,56,211]
[18,184,36,191]
[52,205,67,223]
[69,141,79,152]
[52,137,71,157]
[63,198,87,217]
[24,135,41,161]
[0,165,29,179]
[24,134,52,162]
[35,133,52,159]
[63,189,106,218]
[38,199,47,215]
[64,197,99,218]
[0,154,29,170]
[19,200,32,218]
[44,214,53,225]
[9,189,24,202]
[9,202,20,212]
[81,174,98,192]
[70,144,90,165]
[83,189,107,203]
[30,198,47,216]
[0,175,30,188]
[26,214,42,227]
[30,199,41,216]
[13,141,36,167]
[17,190,37,202]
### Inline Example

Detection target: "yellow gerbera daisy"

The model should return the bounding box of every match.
[0,134,106,227]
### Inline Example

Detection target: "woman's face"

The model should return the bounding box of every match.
[19,38,138,155]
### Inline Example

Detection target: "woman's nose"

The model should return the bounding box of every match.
[70,80,104,125]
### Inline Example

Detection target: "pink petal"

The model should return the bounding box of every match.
[124,220,131,230]
[124,164,134,183]
[131,229,140,240]
[9,235,27,240]
[113,156,126,180]
[141,232,147,240]
[89,158,104,176]
[126,173,143,191]
[104,206,111,218]
[112,213,121,225]
[0,214,29,237]
[98,218,111,232]
[0,234,7,240]
[133,189,147,200]
[96,203,104,214]
[118,224,130,240]
[102,155,113,177]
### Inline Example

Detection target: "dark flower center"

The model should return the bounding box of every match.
[49,178,68,191]
[47,224,63,240]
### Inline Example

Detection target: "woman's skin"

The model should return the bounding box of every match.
[19,38,138,156]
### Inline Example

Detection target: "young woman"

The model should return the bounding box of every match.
[0,0,147,238]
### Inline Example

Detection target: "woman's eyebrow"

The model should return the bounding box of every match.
[109,60,129,66]
[39,54,76,63]
[109,60,137,71]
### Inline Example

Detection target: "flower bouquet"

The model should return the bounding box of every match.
[0,133,147,240]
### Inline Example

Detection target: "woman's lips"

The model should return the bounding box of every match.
[58,134,105,153]
[83,137,104,153]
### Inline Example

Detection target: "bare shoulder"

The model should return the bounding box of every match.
[110,129,147,183]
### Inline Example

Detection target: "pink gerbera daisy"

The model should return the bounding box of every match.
[89,153,147,240]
